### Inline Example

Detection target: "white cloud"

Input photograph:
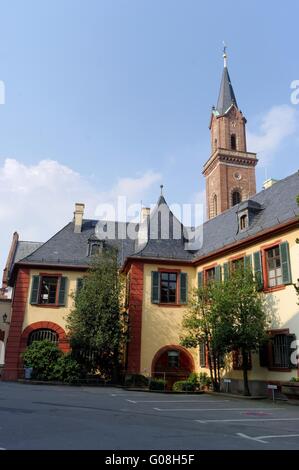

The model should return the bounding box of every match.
[247,105,298,165]
[0,158,161,270]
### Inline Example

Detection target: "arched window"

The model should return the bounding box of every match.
[232,190,241,206]
[213,194,217,217]
[231,134,236,150]
[210,194,218,219]
[28,329,58,346]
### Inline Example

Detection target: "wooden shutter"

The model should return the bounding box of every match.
[279,241,292,285]
[30,275,40,305]
[180,273,188,304]
[244,254,252,271]
[76,278,83,294]
[197,271,203,288]
[253,251,263,290]
[151,271,160,304]
[215,265,222,282]
[58,277,68,306]
[223,262,229,281]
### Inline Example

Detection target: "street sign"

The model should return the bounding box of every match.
[224,379,231,383]
[267,384,278,390]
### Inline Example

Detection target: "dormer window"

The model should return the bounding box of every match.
[240,214,247,231]
[237,200,263,233]
[88,241,104,256]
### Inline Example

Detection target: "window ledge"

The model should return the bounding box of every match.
[263,285,286,293]
[31,304,62,309]
[268,367,292,372]
[157,303,184,308]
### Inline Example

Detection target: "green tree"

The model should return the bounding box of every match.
[180,282,233,392]
[223,268,269,396]
[67,248,127,381]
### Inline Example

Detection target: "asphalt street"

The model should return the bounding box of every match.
[1,382,299,450]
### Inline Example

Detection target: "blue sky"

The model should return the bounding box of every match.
[0,0,298,268]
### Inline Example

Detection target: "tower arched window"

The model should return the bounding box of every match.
[232,190,241,206]
[210,194,218,218]
[231,134,236,150]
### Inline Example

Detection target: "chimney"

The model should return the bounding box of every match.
[140,207,150,223]
[263,178,278,190]
[73,203,85,233]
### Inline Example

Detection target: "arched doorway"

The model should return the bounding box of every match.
[151,345,195,390]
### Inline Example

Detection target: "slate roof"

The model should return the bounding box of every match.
[14,241,43,264]
[17,171,299,271]
[216,65,238,116]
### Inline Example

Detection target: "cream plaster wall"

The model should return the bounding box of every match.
[22,269,85,334]
[139,227,299,383]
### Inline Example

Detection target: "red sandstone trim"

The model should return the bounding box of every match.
[2,268,30,381]
[151,344,195,376]
[2,268,70,381]
[126,262,144,374]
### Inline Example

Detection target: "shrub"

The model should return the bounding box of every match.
[124,374,149,388]
[187,373,200,388]
[199,372,212,389]
[149,379,166,391]
[22,340,62,381]
[50,353,82,384]
[172,380,195,392]
[290,377,299,382]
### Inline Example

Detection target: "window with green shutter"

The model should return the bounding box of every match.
[279,241,292,285]
[197,271,203,288]
[76,278,83,294]
[151,271,160,304]
[180,273,188,304]
[223,262,229,281]
[30,275,68,306]
[253,251,263,290]
[30,275,40,305]
[215,265,222,282]
[244,254,252,271]
[58,277,68,306]
[264,242,292,288]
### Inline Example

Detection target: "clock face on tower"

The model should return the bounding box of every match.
[234,172,242,181]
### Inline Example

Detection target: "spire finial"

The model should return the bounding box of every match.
[160,184,164,195]
[222,41,227,68]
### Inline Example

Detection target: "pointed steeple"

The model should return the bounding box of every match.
[216,46,238,116]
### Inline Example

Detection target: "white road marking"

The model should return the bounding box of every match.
[126,399,137,403]
[126,399,230,404]
[0,448,6,450]
[154,407,283,412]
[237,432,299,444]
[196,417,299,424]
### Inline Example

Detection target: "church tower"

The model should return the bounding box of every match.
[203,48,258,220]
